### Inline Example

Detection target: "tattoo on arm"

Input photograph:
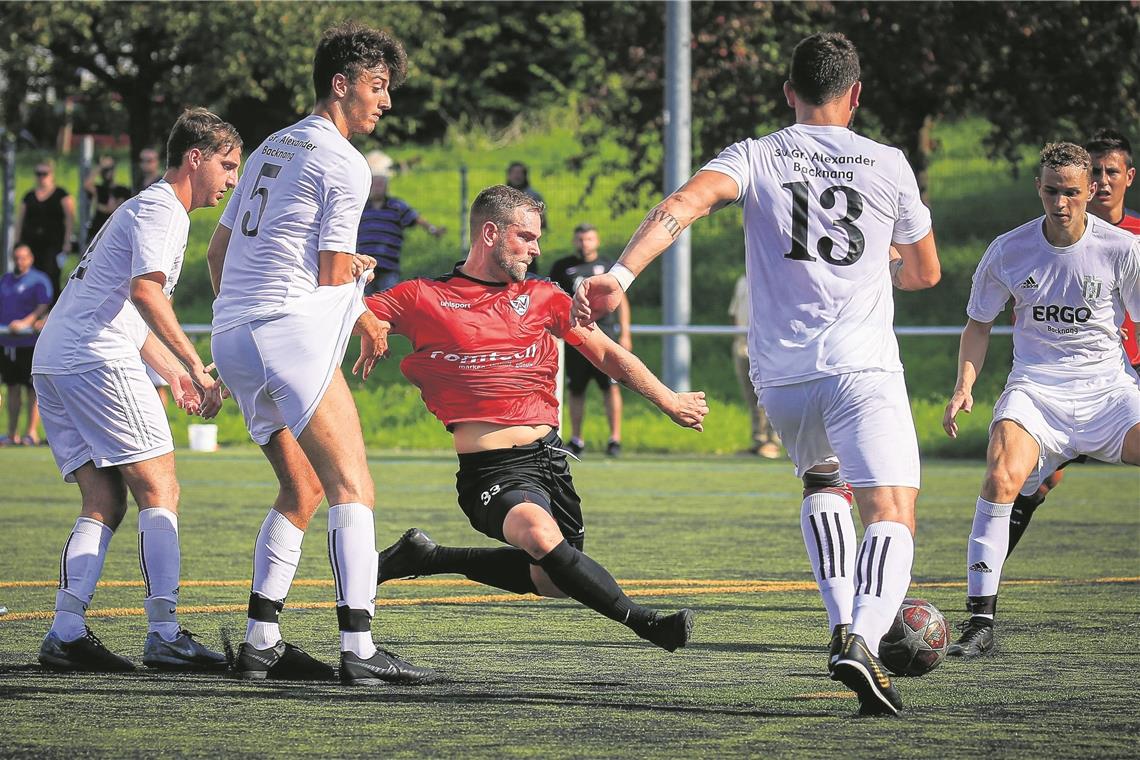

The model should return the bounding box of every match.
[646,208,681,239]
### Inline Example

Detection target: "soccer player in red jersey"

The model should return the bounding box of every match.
[1005,130,1140,555]
[365,185,709,652]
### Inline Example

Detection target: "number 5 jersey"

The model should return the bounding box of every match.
[211,114,371,335]
[702,124,932,389]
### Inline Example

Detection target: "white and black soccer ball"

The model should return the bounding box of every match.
[878,597,949,677]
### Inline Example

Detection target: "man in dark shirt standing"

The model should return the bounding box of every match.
[358,171,445,295]
[83,155,131,241]
[549,223,631,457]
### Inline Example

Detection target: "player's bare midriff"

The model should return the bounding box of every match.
[452,421,554,454]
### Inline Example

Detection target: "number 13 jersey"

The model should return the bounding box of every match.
[703,124,931,388]
[212,115,370,334]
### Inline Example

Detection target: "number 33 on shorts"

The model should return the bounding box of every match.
[480,484,501,506]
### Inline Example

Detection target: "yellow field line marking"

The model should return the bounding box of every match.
[1,576,1135,624]
[0,577,789,590]
[1,575,1136,591]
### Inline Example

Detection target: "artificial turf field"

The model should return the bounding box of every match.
[0,447,1137,758]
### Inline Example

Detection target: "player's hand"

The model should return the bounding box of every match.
[353,319,390,380]
[942,388,973,439]
[171,372,204,417]
[190,366,223,419]
[666,390,708,432]
[572,275,624,327]
[351,254,376,279]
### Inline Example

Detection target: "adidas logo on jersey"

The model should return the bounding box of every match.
[1019,276,1039,289]
[969,561,992,574]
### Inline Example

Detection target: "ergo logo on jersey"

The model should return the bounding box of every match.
[1031,304,1092,324]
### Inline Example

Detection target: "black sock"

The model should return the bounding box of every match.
[424,545,537,595]
[1007,492,1043,558]
[537,540,656,630]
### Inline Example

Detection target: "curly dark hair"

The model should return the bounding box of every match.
[313,22,408,100]
[1039,142,1092,179]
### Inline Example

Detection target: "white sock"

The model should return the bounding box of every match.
[246,509,304,649]
[328,502,378,659]
[966,497,1013,620]
[800,490,856,629]
[51,517,113,642]
[139,508,181,642]
[851,521,914,656]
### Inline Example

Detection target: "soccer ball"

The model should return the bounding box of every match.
[878,597,949,677]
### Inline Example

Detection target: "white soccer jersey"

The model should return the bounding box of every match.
[702,124,932,388]
[967,214,1140,389]
[211,115,371,333]
[32,181,188,374]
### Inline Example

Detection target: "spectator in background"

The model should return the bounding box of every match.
[137,147,163,191]
[728,274,781,458]
[507,162,546,273]
[0,244,52,445]
[14,158,74,300]
[359,166,446,295]
[549,224,630,457]
[83,155,131,242]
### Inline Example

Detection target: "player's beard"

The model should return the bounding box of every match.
[492,240,528,283]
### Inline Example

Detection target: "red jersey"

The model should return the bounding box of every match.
[1117,209,1140,366]
[366,266,582,428]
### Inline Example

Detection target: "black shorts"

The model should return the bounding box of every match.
[455,429,585,552]
[0,347,34,387]
[565,346,616,394]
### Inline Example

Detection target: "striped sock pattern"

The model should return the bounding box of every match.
[800,490,856,629]
[851,521,914,656]
[327,503,378,659]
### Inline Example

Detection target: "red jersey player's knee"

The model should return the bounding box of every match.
[502,503,565,559]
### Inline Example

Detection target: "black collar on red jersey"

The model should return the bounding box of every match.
[441,261,509,288]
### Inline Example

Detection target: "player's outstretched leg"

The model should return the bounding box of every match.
[799,469,856,673]
[536,539,693,652]
[378,528,538,594]
[948,496,1010,658]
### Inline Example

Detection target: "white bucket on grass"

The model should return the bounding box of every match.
[187,424,218,452]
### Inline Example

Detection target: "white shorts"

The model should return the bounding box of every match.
[758,370,921,489]
[992,379,1140,495]
[33,359,173,483]
[212,281,364,446]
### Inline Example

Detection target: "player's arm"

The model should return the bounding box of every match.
[573,170,740,325]
[566,324,708,431]
[414,216,445,238]
[130,273,218,410]
[889,231,941,290]
[942,318,994,439]
[617,292,632,350]
[206,223,232,296]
